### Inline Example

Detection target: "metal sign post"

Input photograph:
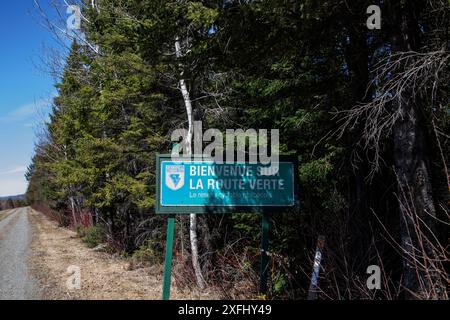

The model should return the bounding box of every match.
[259,212,270,294]
[162,215,175,300]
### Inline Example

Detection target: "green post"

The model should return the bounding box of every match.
[162,215,175,300]
[259,213,270,294]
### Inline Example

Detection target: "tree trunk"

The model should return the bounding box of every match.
[175,38,206,289]
[393,100,444,299]
[64,146,78,226]
[391,1,445,299]
[69,195,78,226]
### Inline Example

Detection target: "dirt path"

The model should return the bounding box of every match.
[28,208,215,300]
[0,208,42,300]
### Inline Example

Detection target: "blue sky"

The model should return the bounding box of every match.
[0,1,61,197]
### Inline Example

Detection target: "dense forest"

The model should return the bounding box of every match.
[26,0,449,299]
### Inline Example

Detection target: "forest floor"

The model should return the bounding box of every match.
[28,208,218,300]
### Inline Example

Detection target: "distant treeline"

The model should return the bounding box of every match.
[26,1,449,299]
[0,195,27,210]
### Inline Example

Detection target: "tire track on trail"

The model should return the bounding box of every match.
[0,207,42,300]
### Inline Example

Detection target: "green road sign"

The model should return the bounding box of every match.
[156,154,298,214]
[157,154,299,300]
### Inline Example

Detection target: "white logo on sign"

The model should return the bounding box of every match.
[165,165,185,190]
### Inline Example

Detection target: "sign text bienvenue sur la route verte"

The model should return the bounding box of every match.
[156,155,298,214]
[157,154,298,300]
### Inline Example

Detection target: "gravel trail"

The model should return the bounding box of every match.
[0,207,41,300]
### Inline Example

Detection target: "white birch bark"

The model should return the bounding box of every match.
[64,145,78,225]
[175,37,206,289]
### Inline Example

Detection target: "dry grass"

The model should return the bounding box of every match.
[28,208,219,300]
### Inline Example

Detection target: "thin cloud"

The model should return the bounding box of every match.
[10,101,45,117]
[0,97,53,123]
[0,166,28,175]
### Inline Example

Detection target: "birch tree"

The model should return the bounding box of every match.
[174,36,206,289]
